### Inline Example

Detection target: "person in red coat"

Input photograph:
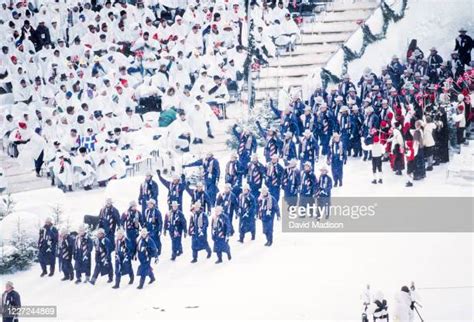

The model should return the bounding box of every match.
[379,101,394,160]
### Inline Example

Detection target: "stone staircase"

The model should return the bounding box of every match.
[254,0,380,102]
[0,152,52,194]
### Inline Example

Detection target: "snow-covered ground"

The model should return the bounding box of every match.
[1,149,473,321]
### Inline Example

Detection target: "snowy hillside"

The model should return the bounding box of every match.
[347,0,474,77]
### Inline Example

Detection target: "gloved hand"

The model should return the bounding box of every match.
[154,257,159,264]
[81,171,87,176]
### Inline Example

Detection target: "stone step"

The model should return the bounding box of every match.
[189,141,230,157]
[251,1,380,106]
[3,171,52,194]
[259,64,325,79]
[321,9,373,23]
[0,153,50,193]
[300,21,360,34]
[299,32,351,45]
[268,52,331,68]
[327,1,380,12]
[255,76,306,91]
[279,43,339,57]
[255,90,277,103]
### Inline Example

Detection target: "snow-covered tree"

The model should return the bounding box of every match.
[0,194,15,222]
[226,100,280,150]
[0,217,37,274]
[51,203,65,227]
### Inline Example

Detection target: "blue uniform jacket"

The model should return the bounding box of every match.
[74,234,93,272]
[164,210,187,238]
[211,214,231,252]
[38,225,58,264]
[300,170,318,197]
[136,236,157,276]
[188,210,210,251]
[115,237,134,276]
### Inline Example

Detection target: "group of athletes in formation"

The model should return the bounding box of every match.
[36,151,288,290]
[35,29,474,297]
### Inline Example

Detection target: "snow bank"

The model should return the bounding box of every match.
[104,176,144,212]
[0,211,43,244]
[345,28,364,54]
[302,66,322,98]
[10,188,66,214]
[325,50,345,78]
[365,7,384,34]
[0,244,17,258]
[0,188,73,256]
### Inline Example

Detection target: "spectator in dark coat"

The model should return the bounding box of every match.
[35,20,51,50]
[427,47,443,69]
[455,28,473,66]
[2,281,21,322]
[21,20,38,48]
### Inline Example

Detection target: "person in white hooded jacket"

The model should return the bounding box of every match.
[9,121,46,177]
[393,286,415,322]
[366,290,389,322]
[73,147,96,191]
[121,107,143,132]
[52,153,74,192]
[188,103,215,144]
[107,143,127,179]
[92,145,116,187]
[167,111,194,153]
